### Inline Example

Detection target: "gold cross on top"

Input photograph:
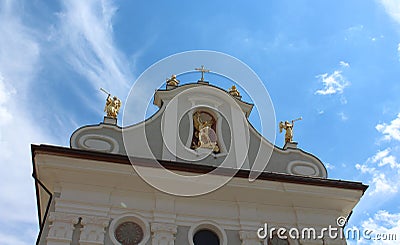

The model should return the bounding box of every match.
[195,65,210,81]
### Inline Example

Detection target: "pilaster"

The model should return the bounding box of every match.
[47,212,79,245]
[79,215,110,245]
[151,222,178,245]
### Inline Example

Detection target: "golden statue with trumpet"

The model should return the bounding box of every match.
[279,117,302,144]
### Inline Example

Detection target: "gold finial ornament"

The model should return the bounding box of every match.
[166,74,180,87]
[228,85,240,97]
[279,117,302,144]
[195,65,210,82]
[100,88,122,119]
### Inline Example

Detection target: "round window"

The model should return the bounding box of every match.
[193,229,220,245]
[114,221,144,245]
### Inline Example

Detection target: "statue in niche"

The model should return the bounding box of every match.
[192,111,220,153]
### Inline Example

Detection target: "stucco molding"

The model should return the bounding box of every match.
[77,134,120,153]
[287,161,321,177]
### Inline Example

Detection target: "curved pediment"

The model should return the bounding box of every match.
[70,82,327,178]
[154,83,254,118]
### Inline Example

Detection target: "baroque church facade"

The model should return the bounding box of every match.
[32,75,367,245]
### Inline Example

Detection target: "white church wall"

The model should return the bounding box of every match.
[35,154,361,245]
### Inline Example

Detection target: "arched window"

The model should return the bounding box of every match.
[193,229,220,245]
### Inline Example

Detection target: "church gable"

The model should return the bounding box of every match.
[70,81,327,178]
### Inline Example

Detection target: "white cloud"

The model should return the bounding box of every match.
[315,70,350,95]
[344,25,365,42]
[380,0,400,24]
[356,148,400,195]
[358,210,400,244]
[0,76,15,124]
[379,1,400,61]
[398,43,400,61]
[370,173,398,195]
[355,163,375,174]
[355,116,400,198]
[0,4,136,245]
[325,163,335,170]
[397,43,400,57]
[379,155,399,168]
[0,1,56,244]
[0,232,32,245]
[369,148,391,163]
[338,112,348,121]
[0,1,39,93]
[366,148,400,169]
[315,61,350,96]
[347,25,364,32]
[340,61,350,67]
[376,113,400,141]
[57,0,132,99]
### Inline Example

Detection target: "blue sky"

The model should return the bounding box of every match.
[1,0,400,244]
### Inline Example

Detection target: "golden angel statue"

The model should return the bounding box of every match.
[101,88,122,119]
[192,111,219,152]
[279,117,302,144]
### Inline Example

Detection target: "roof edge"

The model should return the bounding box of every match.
[32,144,368,193]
